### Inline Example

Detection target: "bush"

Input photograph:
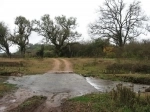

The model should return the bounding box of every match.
[111,84,150,112]
[111,84,136,107]
[122,40,150,59]
[44,51,55,57]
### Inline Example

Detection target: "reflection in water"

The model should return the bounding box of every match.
[86,77,150,93]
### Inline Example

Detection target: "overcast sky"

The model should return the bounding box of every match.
[1,0,150,52]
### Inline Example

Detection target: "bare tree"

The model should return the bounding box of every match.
[89,0,148,47]
[0,22,11,57]
[34,14,81,56]
[11,16,33,56]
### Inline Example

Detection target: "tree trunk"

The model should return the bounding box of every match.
[6,47,11,58]
[20,46,25,58]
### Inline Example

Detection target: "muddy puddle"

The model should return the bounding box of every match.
[86,77,150,93]
[0,73,97,112]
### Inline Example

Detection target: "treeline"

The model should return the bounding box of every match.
[122,40,150,59]
[60,39,150,59]
[3,38,148,59]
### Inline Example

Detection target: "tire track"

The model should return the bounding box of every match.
[60,59,73,72]
[48,59,61,73]
[48,58,73,73]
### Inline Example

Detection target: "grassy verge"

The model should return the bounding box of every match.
[0,58,53,75]
[10,96,47,112]
[0,76,16,98]
[69,58,150,84]
[23,58,53,74]
[62,85,150,112]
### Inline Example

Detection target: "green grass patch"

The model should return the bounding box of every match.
[0,77,16,97]
[62,85,150,112]
[10,95,47,112]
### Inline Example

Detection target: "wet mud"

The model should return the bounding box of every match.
[0,73,97,112]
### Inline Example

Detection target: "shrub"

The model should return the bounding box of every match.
[111,84,136,107]
[110,84,150,112]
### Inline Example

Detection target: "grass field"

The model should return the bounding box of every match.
[69,58,150,84]
[0,58,53,75]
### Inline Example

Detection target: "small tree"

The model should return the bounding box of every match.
[89,0,148,47]
[34,14,81,56]
[0,22,11,57]
[11,16,33,56]
[36,44,44,58]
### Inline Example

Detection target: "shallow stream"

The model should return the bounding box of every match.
[86,77,150,93]
[0,73,149,112]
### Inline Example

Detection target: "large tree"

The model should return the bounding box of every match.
[89,0,148,47]
[34,14,81,56]
[0,22,11,57]
[11,16,32,56]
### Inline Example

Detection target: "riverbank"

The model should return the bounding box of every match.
[61,85,150,112]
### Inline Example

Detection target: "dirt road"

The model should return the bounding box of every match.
[0,58,97,112]
[49,58,73,73]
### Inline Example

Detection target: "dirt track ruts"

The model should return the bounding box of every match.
[49,58,73,73]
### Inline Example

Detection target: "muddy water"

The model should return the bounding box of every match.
[1,73,97,112]
[1,73,150,112]
[86,77,150,93]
